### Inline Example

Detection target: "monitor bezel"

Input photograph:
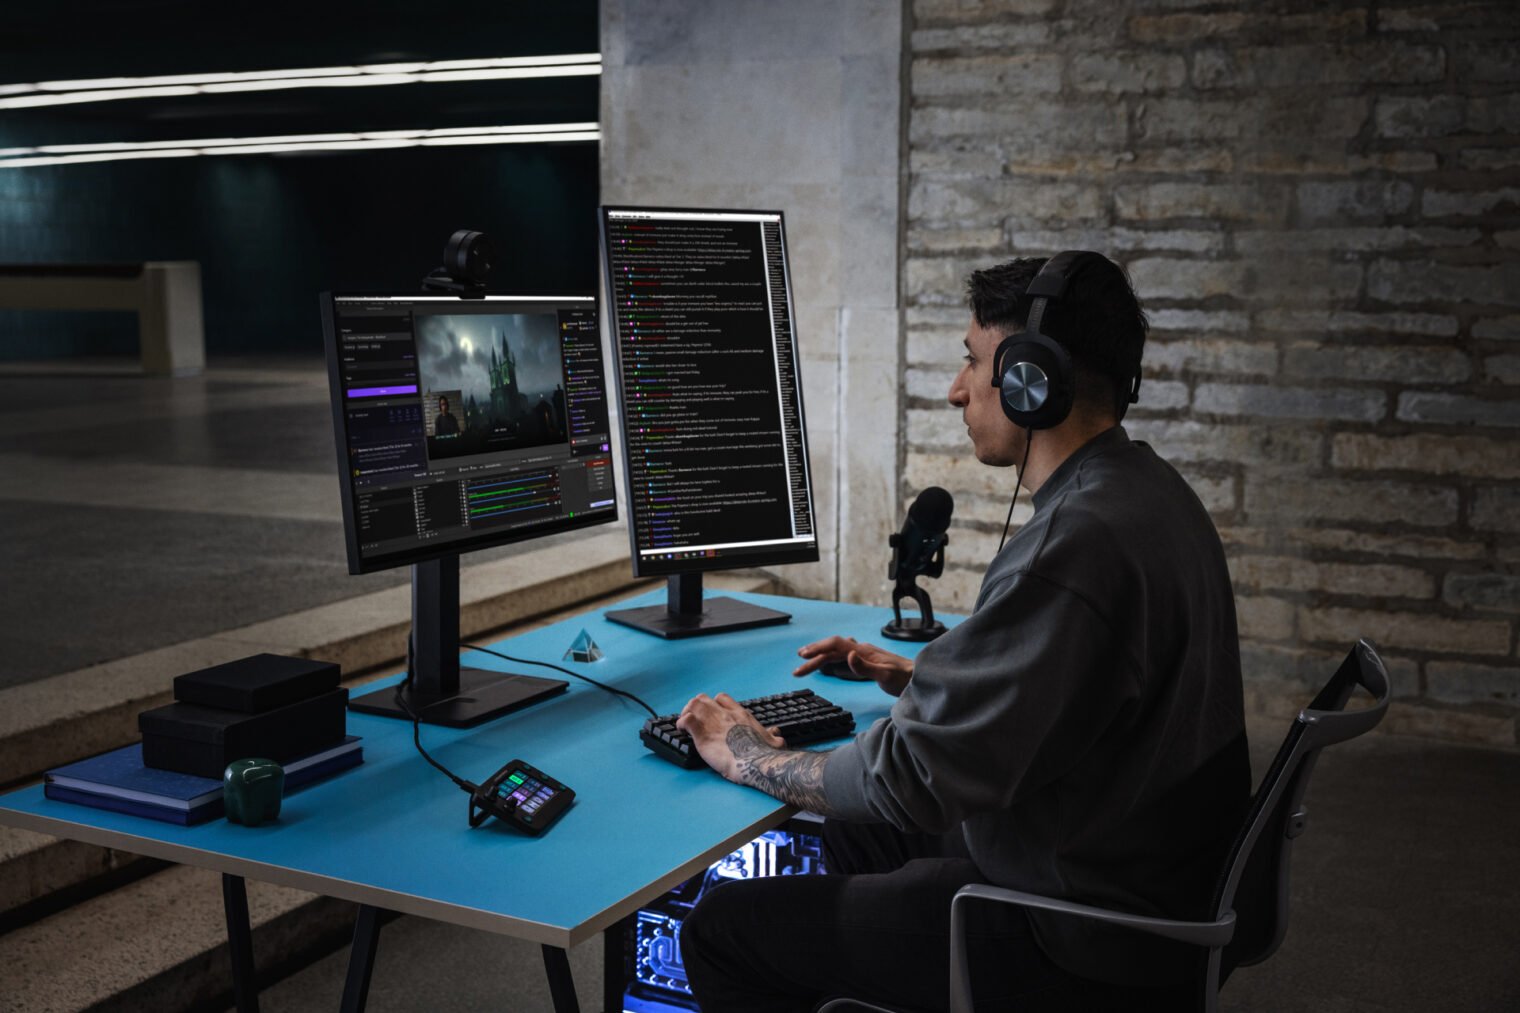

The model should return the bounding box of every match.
[321,290,619,576]
[597,205,821,579]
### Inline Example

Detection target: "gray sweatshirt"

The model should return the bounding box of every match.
[822,426,1250,985]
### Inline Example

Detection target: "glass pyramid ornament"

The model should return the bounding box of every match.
[563,628,605,663]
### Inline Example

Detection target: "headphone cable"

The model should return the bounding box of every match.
[998,429,1034,554]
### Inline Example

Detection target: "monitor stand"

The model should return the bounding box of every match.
[349,555,567,728]
[605,572,791,639]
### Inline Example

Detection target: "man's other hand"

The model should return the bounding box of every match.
[676,692,785,782]
[793,636,914,697]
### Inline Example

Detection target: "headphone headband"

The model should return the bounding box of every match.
[993,250,1134,429]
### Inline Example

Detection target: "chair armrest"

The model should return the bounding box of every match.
[953,883,1236,947]
[815,999,910,1013]
[949,884,1236,1013]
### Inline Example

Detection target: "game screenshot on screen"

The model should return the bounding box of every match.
[326,295,616,571]
[612,822,825,1011]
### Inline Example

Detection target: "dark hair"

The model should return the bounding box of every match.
[966,254,1148,419]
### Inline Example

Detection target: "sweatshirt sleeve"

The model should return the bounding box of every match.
[823,571,1141,832]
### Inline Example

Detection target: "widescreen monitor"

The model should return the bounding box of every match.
[322,292,617,724]
[598,207,818,637]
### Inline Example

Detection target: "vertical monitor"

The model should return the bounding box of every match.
[598,207,819,637]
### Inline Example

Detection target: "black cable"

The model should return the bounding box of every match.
[460,642,659,719]
[998,428,1034,554]
[393,636,660,800]
[393,636,477,794]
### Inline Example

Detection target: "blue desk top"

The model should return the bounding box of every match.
[0,590,961,946]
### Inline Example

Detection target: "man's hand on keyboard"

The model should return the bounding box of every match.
[793,636,914,697]
[676,692,785,782]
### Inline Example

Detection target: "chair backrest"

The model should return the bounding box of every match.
[1211,639,1390,971]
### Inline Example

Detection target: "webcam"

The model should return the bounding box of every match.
[422,228,494,298]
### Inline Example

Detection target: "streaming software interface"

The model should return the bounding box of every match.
[601,208,818,576]
[328,295,615,572]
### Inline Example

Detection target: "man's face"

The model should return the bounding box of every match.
[948,317,1026,467]
[440,398,449,413]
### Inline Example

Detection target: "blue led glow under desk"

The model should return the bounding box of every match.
[0,590,962,1012]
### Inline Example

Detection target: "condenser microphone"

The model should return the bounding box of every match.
[890,487,953,580]
[883,487,953,642]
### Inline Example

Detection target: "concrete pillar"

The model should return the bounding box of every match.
[600,0,906,604]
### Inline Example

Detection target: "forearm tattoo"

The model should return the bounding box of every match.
[726,725,839,816]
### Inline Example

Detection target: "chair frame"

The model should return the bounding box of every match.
[820,640,1391,1013]
[948,639,1390,1013]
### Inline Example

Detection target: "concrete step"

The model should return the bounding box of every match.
[0,527,652,929]
[1,570,778,1012]
[0,862,354,1013]
[0,527,647,790]
[0,824,162,934]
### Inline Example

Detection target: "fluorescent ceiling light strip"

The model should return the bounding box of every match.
[0,127,599,168]
[0,64,600,109]
[414,122,598,138]
[0,123,596,158]
[196,74,418,93]
[207,139,422,155]
[16,133,359,155]
[389,54,601,72]
[3,54,601,99]
[40,67,361,90]
[412,65,601,83]
[0,86,202,109]
[0,149,199,168]
[419,131,600,146]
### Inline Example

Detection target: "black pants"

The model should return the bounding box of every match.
[679,820,1191,1012]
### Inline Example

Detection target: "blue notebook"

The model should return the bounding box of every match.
[44,737,363,825]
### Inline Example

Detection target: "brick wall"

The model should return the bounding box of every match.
[903,0,1520,742]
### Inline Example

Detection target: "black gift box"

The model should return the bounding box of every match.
[139,688,349,778]
[173,654,340,713]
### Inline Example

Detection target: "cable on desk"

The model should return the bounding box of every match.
[460,642,659,719]
[391,638,660,800]
[393,635,477,794]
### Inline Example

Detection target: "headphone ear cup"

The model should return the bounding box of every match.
[997,332,1075,430]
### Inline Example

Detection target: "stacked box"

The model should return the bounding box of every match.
[138,654,346,778]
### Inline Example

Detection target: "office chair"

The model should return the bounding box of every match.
[817,639,1391,1013]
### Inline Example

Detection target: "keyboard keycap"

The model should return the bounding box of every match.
[639,689,856,769]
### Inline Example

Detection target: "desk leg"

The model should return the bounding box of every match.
[221,874,260,1013]
[541,945,581,1013]
[340,904,384,1013]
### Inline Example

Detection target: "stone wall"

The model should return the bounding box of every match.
[903,0,1520,742]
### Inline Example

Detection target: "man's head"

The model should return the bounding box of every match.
[439,396,450,414]
[949,254,1147,466]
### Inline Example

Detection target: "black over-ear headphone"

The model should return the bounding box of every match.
[991,250,1140,429]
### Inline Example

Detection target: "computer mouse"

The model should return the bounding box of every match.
[819,660,873,681]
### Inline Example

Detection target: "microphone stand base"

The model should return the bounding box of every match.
[881,618,947,642]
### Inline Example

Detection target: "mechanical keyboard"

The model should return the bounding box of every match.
[640,688,856,769]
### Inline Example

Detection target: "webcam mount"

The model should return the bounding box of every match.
[422,228,494,298]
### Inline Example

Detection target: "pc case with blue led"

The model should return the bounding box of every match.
[605,817,826,1012]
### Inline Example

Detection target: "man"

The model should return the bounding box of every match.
[434,395,459,436]
[675,254,1250,1010]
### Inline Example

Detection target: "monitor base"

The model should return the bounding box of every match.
[606,596,791,640]
[349,667,568,728]
[881,617,946,642]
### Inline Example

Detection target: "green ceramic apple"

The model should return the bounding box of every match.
[223,758,284,826]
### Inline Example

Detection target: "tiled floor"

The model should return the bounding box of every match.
[0,358,585,688]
